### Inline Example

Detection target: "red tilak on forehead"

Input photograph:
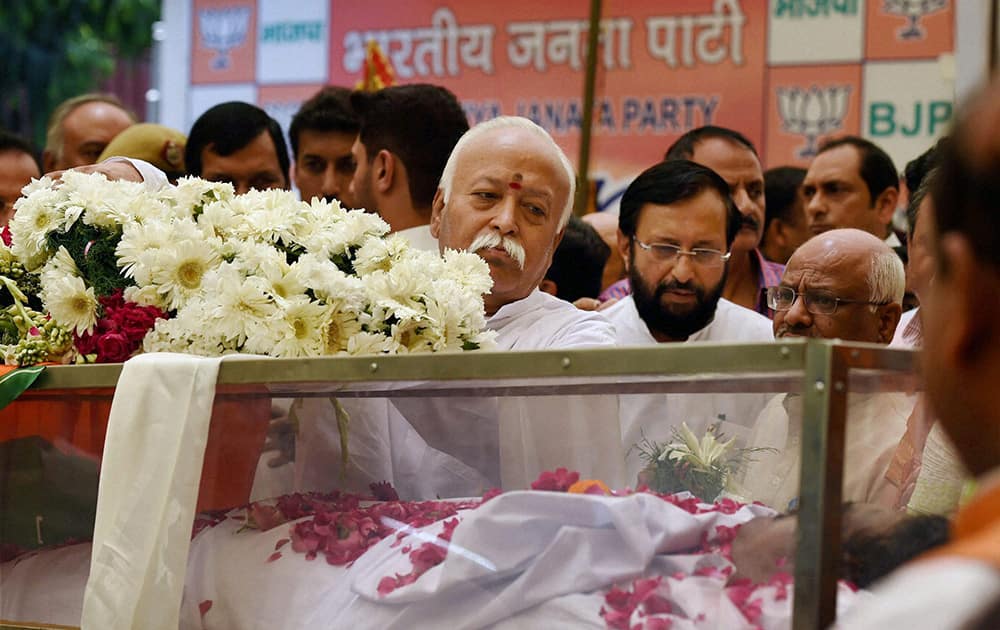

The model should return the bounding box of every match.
[508,173,523,189]
[507,181,522,190]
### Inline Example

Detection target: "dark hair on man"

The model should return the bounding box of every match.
[351,84,469,209]
[288,87,359,159]
[906,167,938,240]
[841,513,950,589]
[664,125,759,161]
[816,135,899,201]
[0,131,41,171]
[544,215,610,302]
[763,166,807,233]
[903,137,947,196]
[933,110,1000,267]
[185,101,289,185]
[619,160,742,249]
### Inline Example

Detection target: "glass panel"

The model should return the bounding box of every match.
[0,343,921,629]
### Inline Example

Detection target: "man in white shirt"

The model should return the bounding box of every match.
[603,160,774,482]
[738,228,908,512]
[431,116,615,348]
[298,117,619,498]
[802,136,902,248]
[347,85,469,251]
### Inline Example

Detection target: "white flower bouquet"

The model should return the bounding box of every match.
[5,172,495,364]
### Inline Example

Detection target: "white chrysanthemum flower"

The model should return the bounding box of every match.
[168,177,234,209]
[233,189,305,245]
[10,187,66,270]
[123,284,167,310]
[352,233,412,276]
[245,296,328,357]
[303,210,390,258]
[116,219,174,278]
[205,266,276,342]
[150,239,222,311]
[65,172,147,229]
[345,331,393,356]
[41,275,98,334]
[39,247,83,293]
[296,253,366,304]
[197,198,250,240]
[390,317,437,353]
[264,263,310,304]
[440,248,494,295]
[322,300,363,354]
[229,239,288,278]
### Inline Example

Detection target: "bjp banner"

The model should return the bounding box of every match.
[185,0,956,210]
[326,0,765,207]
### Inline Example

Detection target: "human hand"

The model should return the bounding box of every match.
[45,159,143,184]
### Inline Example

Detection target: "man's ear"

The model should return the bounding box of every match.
[766,219,786,249]
[617,229,632,273]
[430,188,445,239]
[42,150,56,174]
[374,149,394,193]
[874,186,899,228]
[876,302,903,344]
[539,278,558,296]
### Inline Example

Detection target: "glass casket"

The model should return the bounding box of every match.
[0,339,920,629]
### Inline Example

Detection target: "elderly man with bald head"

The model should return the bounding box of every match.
[737,228,910,511]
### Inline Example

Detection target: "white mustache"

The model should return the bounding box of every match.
[468,231,526,270]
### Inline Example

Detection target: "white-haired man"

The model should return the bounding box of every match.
[296,117,622,498]
[737,228,910,511]
[430,115,614,346]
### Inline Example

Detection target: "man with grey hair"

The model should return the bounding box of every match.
[737,228,910,511]
[430,115,611,347]
[43,93,135,172]
[295,116,621,500]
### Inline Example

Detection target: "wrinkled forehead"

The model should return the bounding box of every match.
[784,238,869,290]
[457,129,569,195]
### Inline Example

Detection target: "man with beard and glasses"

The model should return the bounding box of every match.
[665,126,784,317]
[603,160,774,482]
[736,228,909,512]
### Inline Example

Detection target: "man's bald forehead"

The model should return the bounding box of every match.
[792,227,892,263]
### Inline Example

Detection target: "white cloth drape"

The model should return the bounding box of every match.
[82,353,244,629]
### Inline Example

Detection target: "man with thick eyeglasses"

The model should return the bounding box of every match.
[770,228,902,342]
[603,159,774,481]
[737,228,909,511]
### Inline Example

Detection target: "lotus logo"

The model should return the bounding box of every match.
[883,0,948,40]
[776,85,852,159]
[199,7,251,69]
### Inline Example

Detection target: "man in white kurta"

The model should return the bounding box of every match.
[603,160,775,483]
[297,117,621,498]
[737,229,908,512]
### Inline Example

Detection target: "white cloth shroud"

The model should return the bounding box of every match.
[346,490,774,629]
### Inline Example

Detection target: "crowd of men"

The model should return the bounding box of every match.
[4,76,1000,625]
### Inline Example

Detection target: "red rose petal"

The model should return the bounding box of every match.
[199,600,212,617]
